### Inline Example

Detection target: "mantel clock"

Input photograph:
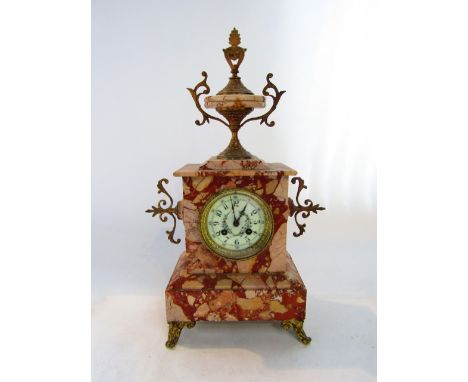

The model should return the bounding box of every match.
[146,28,325,348]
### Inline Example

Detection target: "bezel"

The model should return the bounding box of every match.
[199,188,274,261]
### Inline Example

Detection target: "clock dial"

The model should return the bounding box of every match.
[200,189,274,260]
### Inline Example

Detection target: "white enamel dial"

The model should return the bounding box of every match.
[200,189,274,260]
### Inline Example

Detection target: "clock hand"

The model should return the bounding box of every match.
[235,202,248,225]
[230,197,237,222]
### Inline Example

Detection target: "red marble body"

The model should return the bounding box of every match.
[165,252,307,322]
[165,160,307,323]
[181,175,289,273]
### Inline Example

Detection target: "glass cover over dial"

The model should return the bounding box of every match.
[200,188,274,260]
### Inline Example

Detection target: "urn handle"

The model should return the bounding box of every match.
[239,73,286,128]
[146,178,182,244]
[187,71,230,128]
[288,177,325,237]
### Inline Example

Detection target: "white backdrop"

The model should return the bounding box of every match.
[92,0,376,381]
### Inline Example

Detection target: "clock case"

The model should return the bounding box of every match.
[146,29,324,348]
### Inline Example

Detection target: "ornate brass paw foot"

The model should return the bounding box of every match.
[165,321,196,349]
[281,319,312,345]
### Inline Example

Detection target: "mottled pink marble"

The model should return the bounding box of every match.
[165,252,307,322]
[173,162,297,177]
[176,169,291,274]
[204,94,265,109]
[165,162,308,325]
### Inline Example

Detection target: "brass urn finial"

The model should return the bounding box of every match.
[218,28,252,95]
[229,28,241,46]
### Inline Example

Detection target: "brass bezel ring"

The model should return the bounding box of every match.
[199,188,274,261]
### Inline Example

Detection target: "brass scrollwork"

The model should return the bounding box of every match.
[281,319,312,345]
[145,178,181,244]
[289,177,325,237]
[187,71,229,127]
[240,73,286,127]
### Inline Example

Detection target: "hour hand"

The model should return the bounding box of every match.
[230,197,237,221]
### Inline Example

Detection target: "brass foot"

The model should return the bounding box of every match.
[165,321,196,349]
[281,319,312,345]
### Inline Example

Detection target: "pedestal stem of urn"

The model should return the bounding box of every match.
[216,107,254,159]
[216,130,254,159]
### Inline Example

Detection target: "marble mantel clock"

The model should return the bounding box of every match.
[146,28,325,348]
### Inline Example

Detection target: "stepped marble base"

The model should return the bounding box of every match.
[164,252,310,347]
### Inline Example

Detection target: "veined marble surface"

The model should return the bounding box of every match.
[178,173,290,274]
[205,94,265,109]
[165,252,306,322]
[173,162,298,177]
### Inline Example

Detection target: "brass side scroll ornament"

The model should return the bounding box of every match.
[187,71,229,127]
[289,177,325,237]
[240,73,286,128]
[146,178,181,244]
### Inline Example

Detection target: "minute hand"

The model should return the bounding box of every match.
[235,203,248,225]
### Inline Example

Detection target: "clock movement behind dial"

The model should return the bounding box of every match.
[146,28,325,348]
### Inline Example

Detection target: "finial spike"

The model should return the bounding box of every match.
[229,28,241,47]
